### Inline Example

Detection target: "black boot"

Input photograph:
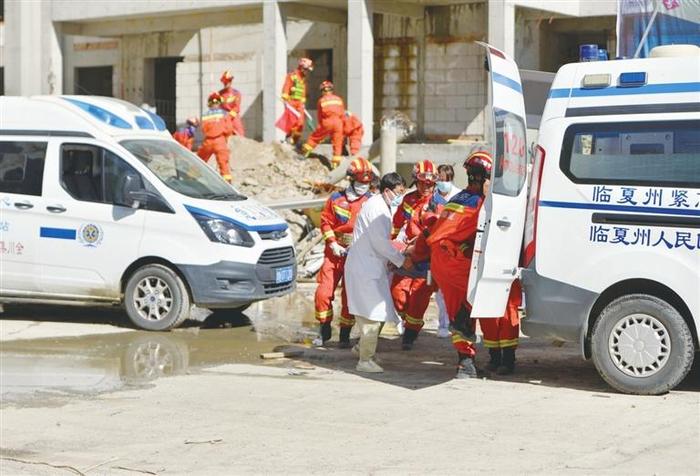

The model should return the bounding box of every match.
[320,321,332,343]
[456,354,478,379]
[497,347,516,375]
[338,326,352,349]
[485,348,502,372]
[402,328,418,350]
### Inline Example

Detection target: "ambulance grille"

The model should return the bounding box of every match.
[263,282,294,295]
[257,246,295,265]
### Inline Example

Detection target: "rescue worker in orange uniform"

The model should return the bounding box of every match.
[172,117,199,151]
[281,57,313,145]
[315,158,374,347]
[197,92,233,183]
[390,160,439,350]
[343,111,364,156]
[301,80,346,168]
[412,151,493,378]
[219,70,246,138]
[480,279,521,374]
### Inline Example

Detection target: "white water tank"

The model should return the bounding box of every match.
[649,44,700,58]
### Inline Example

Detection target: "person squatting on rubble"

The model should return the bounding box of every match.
[315,158,374,347]
[390,160,440,351]
[342,111,364,156]
[411,150,521,378]
[281,57,314,146]
[172,117,199,151]
[433,164,460,338]
[345,172,412,373]
[301,80,346,168]
[197,92,233,183]
[219,70,246,138]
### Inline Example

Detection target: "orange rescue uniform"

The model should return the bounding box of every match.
[315,190,369,328]
[343,112,364,156]
[390,190,437,332]
[302,92,346,165]
[281,68,308,144]
[172,126,195,151]
[480,280,521,349]
[197,107,233,182]
[219,86,246,137]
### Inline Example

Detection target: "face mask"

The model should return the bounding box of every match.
[353,182,370,195]
[390,191,403,208]
[436,181,451,194]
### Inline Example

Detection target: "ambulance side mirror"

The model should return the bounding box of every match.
[115,173,146,209]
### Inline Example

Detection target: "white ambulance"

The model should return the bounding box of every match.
[0,96,296,330]
[469,43,699,395]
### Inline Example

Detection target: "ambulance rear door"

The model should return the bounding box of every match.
[467,42,529,318]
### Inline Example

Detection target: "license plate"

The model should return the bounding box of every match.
[275,266,294,284]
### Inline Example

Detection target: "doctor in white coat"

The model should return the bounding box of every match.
[345,173,411,373]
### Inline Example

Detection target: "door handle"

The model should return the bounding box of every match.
[496,219,511,229]
[14,201,34,210]
[47,205,67,213]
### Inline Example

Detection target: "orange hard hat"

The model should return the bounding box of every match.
[298,57,314,71]
[320,80,334,91]
[347,157,373,183]
[464,151,493,177]
[412,160,438,183]
[220,70,234,85]
[208,92,222,105]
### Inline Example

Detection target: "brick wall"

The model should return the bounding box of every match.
[374,39,418,124]
[423,40,485,141]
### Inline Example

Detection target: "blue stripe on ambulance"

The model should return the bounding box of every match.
[539,200,700,217]
[492,72,523,94]
[40,227,77,239]
[549,81,700,99]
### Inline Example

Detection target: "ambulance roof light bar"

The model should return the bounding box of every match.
[618,72,647,88]
[581,74,611,89]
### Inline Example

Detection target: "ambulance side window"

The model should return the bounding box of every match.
[0,141,47,196]
[61,144,168,211]
[561,120,700,187]
[493,108,528,197]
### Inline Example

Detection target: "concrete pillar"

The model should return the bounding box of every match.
[347,0,374,146]
[263,1,287,143]
[5,1,64,95]
[487,0,516,58]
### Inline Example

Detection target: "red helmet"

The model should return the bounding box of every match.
[220,70,234,85]
[298,57,314,71]
[208,92,222,105]
[320,80,334,91]
[464,151,493,178]
[412,160,438,183]
[347,157,373,183]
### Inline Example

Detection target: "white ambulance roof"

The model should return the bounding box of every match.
[0,95,171,140]
[542,55,700,121]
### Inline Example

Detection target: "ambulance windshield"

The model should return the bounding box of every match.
[121,139,246,201]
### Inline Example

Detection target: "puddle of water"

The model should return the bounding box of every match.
[0,289,322,405]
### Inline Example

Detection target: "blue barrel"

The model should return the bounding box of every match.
[598,48,608,61]
[579,44,599,62]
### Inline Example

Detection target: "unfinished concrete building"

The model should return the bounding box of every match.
[3,0,617,143]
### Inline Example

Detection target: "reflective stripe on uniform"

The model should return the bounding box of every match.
[202,112,225,121]
[482,338,500,348]
[499,338,519,348]
[315,309,333,320]
[322,230,336,241]
[339,316,356,327]
[444,203,465,214]
[320,99,343,107]
[333,205,352,220]
[405,314,423,326]
[335,232,353,246]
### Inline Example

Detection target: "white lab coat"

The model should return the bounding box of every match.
[345,193,405,322]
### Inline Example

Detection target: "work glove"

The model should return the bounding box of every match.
[330,242,347,257]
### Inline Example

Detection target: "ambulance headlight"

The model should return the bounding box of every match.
[195,216,255,248]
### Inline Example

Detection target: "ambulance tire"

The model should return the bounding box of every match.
[591,294,694,395]
[124,264,191,331]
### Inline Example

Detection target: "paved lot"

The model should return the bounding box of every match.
[1,290,698,475]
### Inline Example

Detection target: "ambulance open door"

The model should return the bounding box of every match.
[467,42,529,318]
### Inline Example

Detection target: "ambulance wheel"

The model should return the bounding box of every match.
[591,294,694,395]
[124,264,191,331]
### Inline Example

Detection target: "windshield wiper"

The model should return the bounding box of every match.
[203,192,247,201]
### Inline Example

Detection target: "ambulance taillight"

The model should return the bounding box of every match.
[522,145,545,267]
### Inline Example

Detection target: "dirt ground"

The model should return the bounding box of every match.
[1,285,698,475]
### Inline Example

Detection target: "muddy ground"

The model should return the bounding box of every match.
[1,284,698,475]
